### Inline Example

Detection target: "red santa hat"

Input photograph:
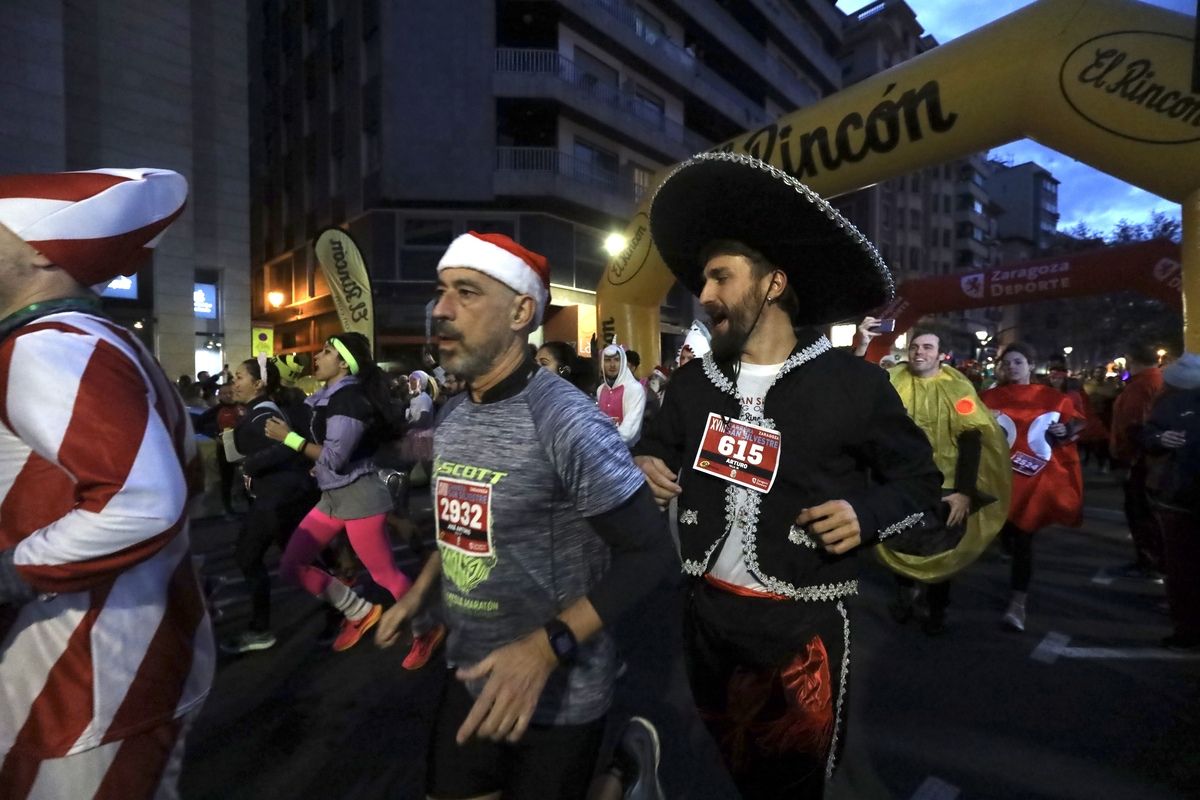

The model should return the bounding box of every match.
[437,231,551,324]
[0,168,187,286]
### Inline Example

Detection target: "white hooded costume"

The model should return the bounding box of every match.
[596,344,646,446]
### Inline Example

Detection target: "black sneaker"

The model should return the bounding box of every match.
[220,629,277,654]
[614,716,664,800]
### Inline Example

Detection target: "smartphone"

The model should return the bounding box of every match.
[868,319,896,333]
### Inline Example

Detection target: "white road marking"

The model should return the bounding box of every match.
[1031,632,1200,664]
[910,775,960,800]
[1091,569,1114,585]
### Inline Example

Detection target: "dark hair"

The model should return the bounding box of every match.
[909,329,942,352]
[1127,341,1159,367]
[625,350,641,368]
[698,238,800,324]
[539,341,576,373]
[329,332,400,437]
[1000,342,1036,363]
[242,357,284,404]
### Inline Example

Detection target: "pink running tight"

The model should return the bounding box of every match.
[280,507,411,600]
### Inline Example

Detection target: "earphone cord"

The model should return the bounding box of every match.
[725,287,774,420]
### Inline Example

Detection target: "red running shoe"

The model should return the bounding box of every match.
[332,604,382,652]
[402,624,447,670]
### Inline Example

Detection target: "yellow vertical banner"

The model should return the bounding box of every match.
[314,226,375,352]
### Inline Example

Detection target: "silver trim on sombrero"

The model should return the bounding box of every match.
[650,150,895,301]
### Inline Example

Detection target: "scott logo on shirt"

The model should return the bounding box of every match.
[434,460,509,485]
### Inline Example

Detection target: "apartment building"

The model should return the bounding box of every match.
[0,0,251,381]
[834,0,1007,358]
[249,0,845,361]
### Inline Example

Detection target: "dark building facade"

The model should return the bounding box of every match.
[249,0,845,362]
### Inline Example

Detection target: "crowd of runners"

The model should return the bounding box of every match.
[1,155,1196,800]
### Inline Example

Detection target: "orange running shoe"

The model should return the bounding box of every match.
[332,604,382,652]
[402,624,447,670]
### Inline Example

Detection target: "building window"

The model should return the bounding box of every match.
[634,4,667,45]
[909,247,920,271]
[573,137,619,187]
[942,194,951,213]
[632,85,665,125]
[942,229,951,248]
[465,218,516,238]
[909,210,920,229]
[574,47,619,93]
[404,218,454,247]
[631,163,653,201]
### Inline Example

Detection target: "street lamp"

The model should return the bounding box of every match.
[1062,346,1073,355]
[603,232,628,257]
[974,330,989,362]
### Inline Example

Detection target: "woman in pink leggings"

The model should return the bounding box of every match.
[266,332,411,651]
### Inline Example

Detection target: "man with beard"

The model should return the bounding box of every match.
[634,153,941,799]
[375,231,675,799]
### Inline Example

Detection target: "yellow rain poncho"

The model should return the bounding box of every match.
[878,365,1011,581]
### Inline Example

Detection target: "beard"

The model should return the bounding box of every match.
[707,288,767,363]
[436,320,508,380]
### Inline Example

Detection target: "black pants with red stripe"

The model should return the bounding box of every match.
[683,580,847,800]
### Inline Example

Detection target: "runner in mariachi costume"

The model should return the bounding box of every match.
[634,152,942,799]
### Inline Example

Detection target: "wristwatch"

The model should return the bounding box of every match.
[543,618,578,666]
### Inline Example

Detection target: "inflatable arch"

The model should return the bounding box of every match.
[863,238,1183,360]
[597,0,1200,368]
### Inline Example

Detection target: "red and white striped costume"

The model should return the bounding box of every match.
[0,310,214,794]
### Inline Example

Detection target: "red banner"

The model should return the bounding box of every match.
[865,239,1181,361]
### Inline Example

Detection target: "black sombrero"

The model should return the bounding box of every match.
[649,151,894,325]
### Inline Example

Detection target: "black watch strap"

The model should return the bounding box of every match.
[543,618,578,666]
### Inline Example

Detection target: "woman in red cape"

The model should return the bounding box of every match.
[981,343,1083,631]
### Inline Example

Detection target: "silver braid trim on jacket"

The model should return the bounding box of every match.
[787,525,820,548]
[693,342,858,602]
[877,511,925,541]
[826,600,850,780]
[699,335,834,401]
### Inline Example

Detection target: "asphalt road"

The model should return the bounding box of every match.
[179,471,1198,800]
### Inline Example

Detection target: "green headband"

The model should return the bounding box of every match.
[330,337,360,375]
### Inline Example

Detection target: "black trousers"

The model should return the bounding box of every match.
[684,580,848,800]
[236,491,319,631]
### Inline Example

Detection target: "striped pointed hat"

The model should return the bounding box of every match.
[0,168,188,285]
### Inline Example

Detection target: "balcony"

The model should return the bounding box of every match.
[494,49,711,160]
[747,0,841,89]
[559,0,773,130]
[678,0,831,107]
[494,147,638,218]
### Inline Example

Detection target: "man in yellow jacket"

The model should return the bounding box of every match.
[879,331,1011,634]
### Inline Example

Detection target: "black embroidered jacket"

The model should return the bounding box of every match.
[635,330,942,600]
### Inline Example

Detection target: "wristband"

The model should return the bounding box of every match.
[283,432,307,452]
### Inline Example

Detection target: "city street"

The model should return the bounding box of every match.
[179,472,1198,800]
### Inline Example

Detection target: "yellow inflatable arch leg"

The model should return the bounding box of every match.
[597,0,1200,367]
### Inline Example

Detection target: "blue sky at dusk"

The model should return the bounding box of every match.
[834,0,1195,234]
